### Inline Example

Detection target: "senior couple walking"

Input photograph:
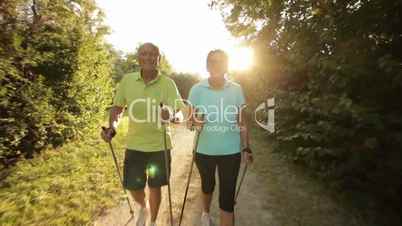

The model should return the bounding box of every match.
[101,43,253,226]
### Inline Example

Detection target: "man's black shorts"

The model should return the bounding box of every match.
[123,149,171,190]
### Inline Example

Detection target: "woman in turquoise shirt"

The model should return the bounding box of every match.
[188,49,253,226]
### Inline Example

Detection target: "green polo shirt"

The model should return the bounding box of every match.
[113,72,185,152]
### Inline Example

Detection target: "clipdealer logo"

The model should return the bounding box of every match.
[254,98,275,133]
[125,97,276,133]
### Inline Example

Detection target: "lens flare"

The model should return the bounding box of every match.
[147,164,159,178]
[228,47,254,71]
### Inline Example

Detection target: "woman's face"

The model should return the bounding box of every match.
[207,52,228,78]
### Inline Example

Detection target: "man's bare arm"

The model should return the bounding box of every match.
[109,106,124,130]
[101,106,124,142]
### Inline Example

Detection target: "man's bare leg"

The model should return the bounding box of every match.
[130,189,146,207]
[149,187,162,222]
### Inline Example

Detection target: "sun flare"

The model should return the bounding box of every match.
[228,47,254,71]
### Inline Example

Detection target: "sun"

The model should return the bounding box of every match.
[228,47,254,71]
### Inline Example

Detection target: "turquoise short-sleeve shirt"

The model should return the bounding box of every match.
[188,78,246,156]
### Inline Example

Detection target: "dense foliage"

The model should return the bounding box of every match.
[170,72,200,100]
[0,0,113,163]
[212,0,402,216]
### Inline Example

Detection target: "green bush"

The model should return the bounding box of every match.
[170,72,200,100]
[0,0,113,162]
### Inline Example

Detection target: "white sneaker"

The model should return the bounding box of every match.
[135,206,147,226]
[201,212,212,226]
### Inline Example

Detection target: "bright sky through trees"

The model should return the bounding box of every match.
[96,0,253,76]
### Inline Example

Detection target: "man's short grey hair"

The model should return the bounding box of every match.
[138,42,160,56]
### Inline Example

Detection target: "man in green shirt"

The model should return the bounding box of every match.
[101,43,185,226]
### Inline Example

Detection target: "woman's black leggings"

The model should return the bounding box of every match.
[195,152,241,212]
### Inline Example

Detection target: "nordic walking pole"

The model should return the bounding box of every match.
[235,146,253,204]
[233,165,248,226]
[234,154,252,226]
[160,103,174,226]
[234,163,248,204]
[179,112,204,226]
[101,127,134,215]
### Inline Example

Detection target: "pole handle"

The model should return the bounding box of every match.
[102,126,116,138]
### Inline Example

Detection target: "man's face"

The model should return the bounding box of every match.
[207,53,228,77]
[138,44,160,71]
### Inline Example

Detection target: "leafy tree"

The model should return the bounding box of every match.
[0,0,113,162]
[108,49,139,83]
[170,72,201,100]
[211,0,402,220]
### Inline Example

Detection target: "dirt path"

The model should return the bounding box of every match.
[94,125,365,226]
